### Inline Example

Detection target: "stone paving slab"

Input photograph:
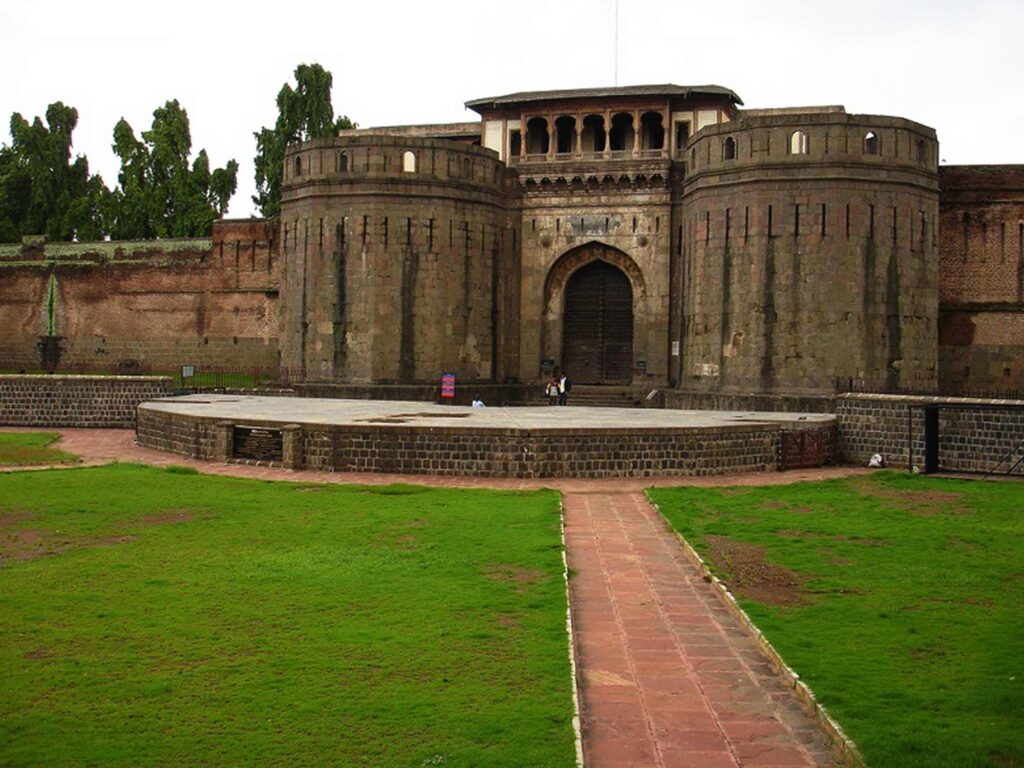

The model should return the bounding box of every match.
[141,394,835,432]
[565,491,841,767]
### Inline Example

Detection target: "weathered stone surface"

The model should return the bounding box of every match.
[0,375,173,427]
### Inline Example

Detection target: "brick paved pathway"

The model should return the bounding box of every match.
[3,428,854,766]
[565,492,839,767]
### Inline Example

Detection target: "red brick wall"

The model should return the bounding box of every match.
[0,220,280,373]
[938,166,1024,391]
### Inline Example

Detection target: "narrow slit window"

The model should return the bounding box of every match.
[723,136,736,160]
[402,151,416,173]
[864,131,880,155]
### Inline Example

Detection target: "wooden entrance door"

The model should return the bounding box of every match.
[563,261,633,384]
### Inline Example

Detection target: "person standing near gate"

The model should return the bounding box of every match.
[558,372,570,406]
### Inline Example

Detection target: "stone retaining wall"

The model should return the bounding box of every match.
[136,406,836,478]
[665,390,836,414]
[836,393,1024,474]
[0,375,173,428]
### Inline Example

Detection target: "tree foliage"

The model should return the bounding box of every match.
[107,100,238,239]
[0,99,236,243]
[253,63,355,218]
[0,103,108,243]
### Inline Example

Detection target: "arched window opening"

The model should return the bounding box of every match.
[402,150,416,173]
[582,114,606,153]
[675,122,691,156]
[336,151,348,172]
[526,117,549,155]
[916,138,927,162]
[294,155,303,177]
[609,113,635,152]
[463,157,472,178]
[509,129,522,157]
[690,147,696,167]
[789,130,808,155]
[555,116,576,154]
[723,136,736,161]
[640,112,665,150]
[864,131,880,155]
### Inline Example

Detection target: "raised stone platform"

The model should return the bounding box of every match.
[136,395,836,478]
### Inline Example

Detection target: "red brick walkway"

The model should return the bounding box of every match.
[565,492,839,767]
[4,428,852,766]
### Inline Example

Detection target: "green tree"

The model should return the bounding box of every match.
[253,63,355,218]
[0,102,109,242]
[107,100,238,239]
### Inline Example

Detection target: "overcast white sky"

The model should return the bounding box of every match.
[2,0,1020,218]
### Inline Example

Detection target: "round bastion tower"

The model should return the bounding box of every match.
[279,135,518,384]
[678,111,940,393]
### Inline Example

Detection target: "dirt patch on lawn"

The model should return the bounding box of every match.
[0,511,34,528]
[0,529,135,566]
[848,477,973,516]
[704,535,809,607]
[137,509,195,526]
[485,564,547,593]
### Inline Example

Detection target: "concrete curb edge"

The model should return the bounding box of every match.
[560,498,585,767]
[646,495,865,768]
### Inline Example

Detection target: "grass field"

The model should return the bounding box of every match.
[0,432,78,466]
[0,465,576,767]
[650,472,1024,768]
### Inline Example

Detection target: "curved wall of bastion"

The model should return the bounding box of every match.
[677,113,940,393]
[279,136,520,384]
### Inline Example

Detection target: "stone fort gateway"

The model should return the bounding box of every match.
[2,84,1022,397]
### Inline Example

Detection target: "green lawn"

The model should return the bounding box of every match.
[649,472,1024,768]
[0,465,576,767]
[0,432,77,466]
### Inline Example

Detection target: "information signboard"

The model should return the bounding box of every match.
[440,373,456,399]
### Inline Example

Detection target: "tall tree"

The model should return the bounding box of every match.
[107,100,238,239]
[0,102,109,242]
[253,63,355,218]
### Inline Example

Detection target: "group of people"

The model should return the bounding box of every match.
[545,373,571,406]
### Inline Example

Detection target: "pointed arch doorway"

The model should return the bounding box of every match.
[563,260,634,384]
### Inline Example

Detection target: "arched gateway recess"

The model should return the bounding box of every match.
[563,261,634,384]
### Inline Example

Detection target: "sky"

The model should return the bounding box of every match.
[1,0,1021,218]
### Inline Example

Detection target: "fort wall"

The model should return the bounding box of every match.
[0,220,280,373]
[680,113,939,394]
[279,135,520,384]
[515,162,673,384]
[937,165,1024,392]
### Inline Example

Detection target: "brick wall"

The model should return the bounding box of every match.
[0,375,173,428]
[836,393,1024,474]
[136,405,836,478]
[938,166,1024,392]
[0,220,279,373]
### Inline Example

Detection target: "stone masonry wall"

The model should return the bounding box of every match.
[279,136,519,385]
[836,393,1024,474]
[680,113,939,394]
[0,375,173,428]
[136,405,838,478]
[938,165,1024,392]
[0,219,279,373]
